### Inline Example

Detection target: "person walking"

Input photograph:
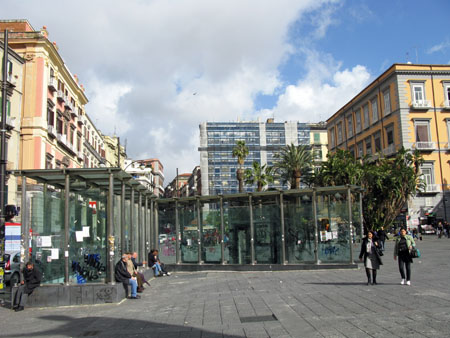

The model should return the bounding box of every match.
[394,228,415,286]
[359,231,382,285]
[377,227,389,251]
[12,261,42,312]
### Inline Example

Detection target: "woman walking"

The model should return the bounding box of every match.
[394,228,415,285]
[359,231,382,285]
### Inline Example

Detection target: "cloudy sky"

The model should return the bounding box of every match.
[2,0,450,182]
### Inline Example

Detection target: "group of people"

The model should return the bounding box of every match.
[114,249,170,299]
[359,227,416,286]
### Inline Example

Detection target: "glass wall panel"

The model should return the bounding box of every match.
[223,198,251,264]
[132,203,139,252]
[69,188,107,284]
[158,203,176,264]
[316,191,351,263]
[178,200,198,262]
[284,193,315,263]
[253,195,282,264]
[124,200,131,252]
[29,187,65,284]
[113,195,122,258]
[201,201,221,263]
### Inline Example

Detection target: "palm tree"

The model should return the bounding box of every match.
[232,140,249,193]
[244,161,274,192]
[273,144,312,189]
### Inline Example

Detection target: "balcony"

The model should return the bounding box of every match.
[70,107,78,118]
[77,116,85,126]
[5,116,16,130]
[47,125,56,138]
[57,133,67,145]
[415,142,435,150]
[48,77,57,92]
[422,184,440,193]
[382,144,396,156]
[57,90,65,102]
[411,100,432,109]
[444,100,450,110]
[77,151,84,160]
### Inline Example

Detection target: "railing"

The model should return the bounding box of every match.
[77,151,84,160]
[415,142,435,150]
[8,31,46,39]
[444,100,450,109]
[77,116,85,125]
[412,100,432,109]
[382,144,396,156]
[48,77,57,92]
[5,116,16,129]
[423,184,439,193]
[47,125,56,137]
[57,90,65,102]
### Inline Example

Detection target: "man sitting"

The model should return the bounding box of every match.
[12,261,42,312]
[148,249,170,277]
[115,254,139,299]
[131,252,151,289]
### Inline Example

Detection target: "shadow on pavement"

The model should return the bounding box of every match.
[1,315,239,337]
[304,282,399,286]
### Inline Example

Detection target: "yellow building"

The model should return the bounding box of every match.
[327,63,450,225]
[103,134,127,168]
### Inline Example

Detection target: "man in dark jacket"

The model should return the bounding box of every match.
[377,227,389,252]
[13,261,42,312]
[115,254,139,299]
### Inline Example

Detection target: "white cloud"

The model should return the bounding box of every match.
[427,40,450,54]
[266,50,372,123]
[3,0,346,182]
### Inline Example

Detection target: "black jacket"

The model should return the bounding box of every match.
[359,237,383,265]
[115,259,131,284]
[23,266,42,294]
[131,257,143,270]
[148,253,158,267]
[377,230,389,241]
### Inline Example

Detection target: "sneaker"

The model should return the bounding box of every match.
[129,295,141,299]
[14,306,24,312]
[401,279,405,285]
[166,272,171,276]
[163,273,167,276]
[406,281,411,286]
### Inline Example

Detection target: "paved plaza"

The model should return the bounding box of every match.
[1,236,450,337]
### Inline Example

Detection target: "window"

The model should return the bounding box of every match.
[371,98,378,123]
[365,137,372,155]
[329,128,335,148]
[47,106,54,126]
[383,90,391,115]
[415,120,431,143]
[77,133,81,151]
[355,110,362,133]
[45,153,53,169]
[386,125,394,146]
[412,83,425,103]
[374,132,381,152]
[357,142,364,158]
[56,114,63,134]
[420,163,435,188]
[444,83,450,106]
[346,115,353,137]
[6,60,13,82]
[363,104,370,129]
[0,97,11,117]
[337,122,343,144]
[70,126,75,145]
[314,133,321,144]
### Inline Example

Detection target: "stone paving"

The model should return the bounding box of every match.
[1,236,450,337]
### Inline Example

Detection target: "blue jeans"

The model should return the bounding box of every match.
[129,278,138,297]
[152,263,162,276]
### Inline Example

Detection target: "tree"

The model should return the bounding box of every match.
[314,148,424,231]
[244,161,274,192]
[273,144,313,189]
[232,140,249,193]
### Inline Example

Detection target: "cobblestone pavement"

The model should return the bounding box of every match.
[1,236,450,337]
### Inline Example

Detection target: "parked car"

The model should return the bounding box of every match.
[4,251,21,285]
[422,224,436,235]
[159,234,168,243]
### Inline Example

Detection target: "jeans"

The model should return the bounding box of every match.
[13,285,28,307]
[379,240,385,251]
[129,278,138,297]
[398,254,411,281]
[152,263,162,276]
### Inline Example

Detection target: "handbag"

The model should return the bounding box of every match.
[410,247,420,258]
[376,247,384,256]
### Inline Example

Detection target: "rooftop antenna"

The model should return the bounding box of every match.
[413,46,419,64]
[113,126,117,136]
